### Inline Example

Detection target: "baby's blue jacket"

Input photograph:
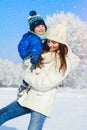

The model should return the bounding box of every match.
[18,31,43,63]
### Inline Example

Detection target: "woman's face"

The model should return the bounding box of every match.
[34,25,46,35]
[47,40,59,52]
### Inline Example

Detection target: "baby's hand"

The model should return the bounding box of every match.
[34,67,41,75]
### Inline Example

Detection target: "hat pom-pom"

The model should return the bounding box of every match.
[29,10,37,16]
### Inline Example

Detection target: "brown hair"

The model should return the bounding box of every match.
[58,43,68,73]
[37,41,68,74]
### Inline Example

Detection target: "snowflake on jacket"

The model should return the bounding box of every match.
[18,31,43,63]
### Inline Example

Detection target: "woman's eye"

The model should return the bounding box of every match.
[53,41,56,44]
[48,40,50,43]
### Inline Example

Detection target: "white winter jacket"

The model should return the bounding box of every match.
[18,51,80,117]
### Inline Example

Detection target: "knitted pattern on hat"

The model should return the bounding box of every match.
[28,10,47,31]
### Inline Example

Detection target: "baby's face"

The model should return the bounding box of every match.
[34,25,46,35]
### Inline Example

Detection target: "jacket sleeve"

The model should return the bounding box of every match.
[67,46,80,70]
[29,35,42,63]
[24,68,66,92]
[18,33,31,60]
[18,33,42,63]
[23,64,69,92]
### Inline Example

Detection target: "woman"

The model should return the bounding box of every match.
[0,22,80,130]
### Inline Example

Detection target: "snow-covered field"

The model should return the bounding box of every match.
[0,88,87,130]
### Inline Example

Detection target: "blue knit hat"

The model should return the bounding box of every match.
[28,10,47,31]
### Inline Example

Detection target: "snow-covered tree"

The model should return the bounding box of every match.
[46,12,87,60]
[46,12,87,88]
[0,59,22,87]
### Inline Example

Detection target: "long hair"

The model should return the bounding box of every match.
[58,43,68,73]
[37,41,68,73]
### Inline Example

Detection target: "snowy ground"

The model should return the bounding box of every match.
[0,88,87,130]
